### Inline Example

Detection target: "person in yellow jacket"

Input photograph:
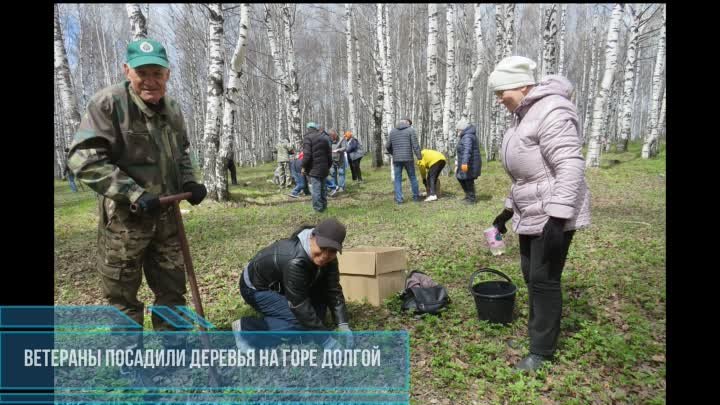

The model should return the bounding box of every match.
[416,149,447,202]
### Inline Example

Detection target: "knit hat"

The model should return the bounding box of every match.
[306,122,318,129]
[455,118,470,131]
[488,56,537,92]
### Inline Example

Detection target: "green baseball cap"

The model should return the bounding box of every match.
[126,39,169,69]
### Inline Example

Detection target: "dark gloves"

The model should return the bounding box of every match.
[493,208,514,234]
[134,192,160,215]
[542,216,567,259]
[183,182,207,205]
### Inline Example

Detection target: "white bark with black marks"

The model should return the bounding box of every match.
[542,4,558,77]
[582,13,599,141]
[126,4,148,41]
[201,4,225,200]
[282,4,302,146]
[372,25,385,168]
[586,4,623,168]
[617,5,645,153]
[642,5,665,159]
[54,4,81,159]
[558,4,568,76]
[427,4,443,153]
[461,4,484,123]
[345,4,355,135]
[441,4,457,158]
[217,3,250,201]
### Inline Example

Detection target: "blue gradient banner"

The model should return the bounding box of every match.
[0,306,409,404]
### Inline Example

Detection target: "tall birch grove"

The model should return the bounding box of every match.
[54,4,668,180]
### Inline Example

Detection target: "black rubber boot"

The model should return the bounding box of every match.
[515,353,552,372]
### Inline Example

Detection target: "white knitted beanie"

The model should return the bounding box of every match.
[455,118,470,131]
[488,56,537,91]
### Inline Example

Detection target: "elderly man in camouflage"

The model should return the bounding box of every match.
[67,39,207,340]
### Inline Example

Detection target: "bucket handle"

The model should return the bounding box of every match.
[468,268,513,293]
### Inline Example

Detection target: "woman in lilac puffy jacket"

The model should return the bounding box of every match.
[488,56,591,372]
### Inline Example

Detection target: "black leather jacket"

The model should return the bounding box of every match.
[242,229,348,330]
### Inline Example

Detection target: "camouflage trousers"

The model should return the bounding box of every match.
[276,162,292,187]
[97,196,187,332]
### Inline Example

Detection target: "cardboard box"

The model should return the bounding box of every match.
[338,247,407,306]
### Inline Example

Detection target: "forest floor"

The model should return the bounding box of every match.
[55,142,666,404]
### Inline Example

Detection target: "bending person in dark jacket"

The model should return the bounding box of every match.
[454,118,482,204]
[232,218,352,349]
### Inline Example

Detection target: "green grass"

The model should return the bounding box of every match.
[54,141,666,404]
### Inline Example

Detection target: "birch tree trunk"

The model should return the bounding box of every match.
[441,3,457,158]
[558,4,568,76]
[384,4,395,130]
[54,4,81,159]
[582,13,599,140]
[617,6,643,153]
[500,4,516,146]
[586,4,623,168]
[642,5,666,159]
[427,4,443,154]
[126,4,148,41]
[95,15,112,88]
[578,31,588,122]
[488,4,505,162]
[217,3,249,201]
[345,4,355,135]
[410,10,418,132]
[378,3,394,169]
[461,3,484,123]
[282,4,302,146]
[372,34,385,168]
[542,4,558,77]
[54,82,67,177]
[503,4,516,59]
[538,4,544,74]
[201,4,225,200]
[658,86,666,139]
[264,5,288,143]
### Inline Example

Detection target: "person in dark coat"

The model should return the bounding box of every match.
[301,122,332,212]
[455,118,482,204]
[386,118,422,204]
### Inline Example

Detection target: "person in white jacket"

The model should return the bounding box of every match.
[489,56,591,372]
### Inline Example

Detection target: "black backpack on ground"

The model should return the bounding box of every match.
[400,270,450,315]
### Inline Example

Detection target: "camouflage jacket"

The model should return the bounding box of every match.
[276,139,295,163]
[67,81,196,205]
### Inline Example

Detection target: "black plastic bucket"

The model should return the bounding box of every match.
[468,268,516,324]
